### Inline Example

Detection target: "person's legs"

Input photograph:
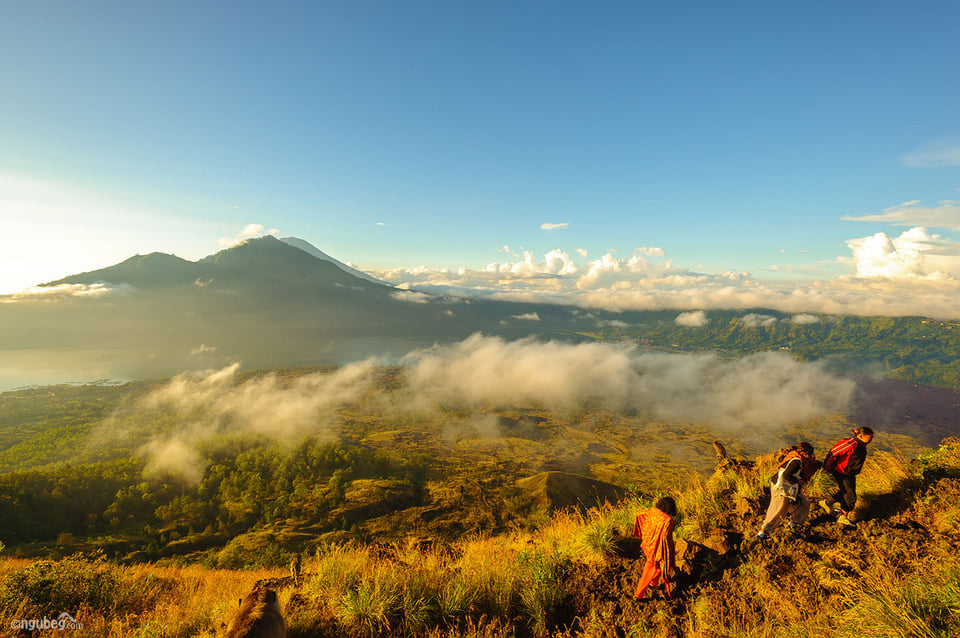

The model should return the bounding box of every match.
[789,496,811,526]
[830,470,847,506]
[634,559,662,598]
[837,475,858,526]
[839,475,857,515]
[761,491,790,534]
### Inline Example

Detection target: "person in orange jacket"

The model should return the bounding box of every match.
[632,496,677,600]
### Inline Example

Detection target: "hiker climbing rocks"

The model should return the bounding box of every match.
[819,426,874,528]
[632,496,677,600]
[757,442,820,540]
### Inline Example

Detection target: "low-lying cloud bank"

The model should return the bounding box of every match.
[131,335,855,480]
[1,282,134,301]
[372,225,960,319]
[398,335,854,427]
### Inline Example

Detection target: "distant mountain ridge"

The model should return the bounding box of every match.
[46,236,394,294]
[8,234,547,383]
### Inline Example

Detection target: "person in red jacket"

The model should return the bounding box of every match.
[632,496,677,600]
[819,426,874,527]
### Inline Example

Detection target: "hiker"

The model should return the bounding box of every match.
[819,426,874,527]
[632,496,677,600]
[757,442,820,540]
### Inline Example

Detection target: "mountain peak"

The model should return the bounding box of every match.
[278,237,390,287]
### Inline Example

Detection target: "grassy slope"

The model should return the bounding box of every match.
[1,439,957,637]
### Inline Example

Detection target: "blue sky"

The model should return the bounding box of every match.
[2,1,959,316]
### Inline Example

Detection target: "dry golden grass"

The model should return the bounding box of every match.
[0,559,285,638]
[3,438,958,637]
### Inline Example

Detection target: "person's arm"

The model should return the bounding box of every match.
[633,510,646,538]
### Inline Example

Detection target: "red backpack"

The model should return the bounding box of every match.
[824,437,859,473]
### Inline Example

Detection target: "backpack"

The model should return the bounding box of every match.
[824,437,859,473]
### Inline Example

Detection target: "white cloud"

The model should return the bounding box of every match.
[845,227,960,279]
[576,248,588,257]
[1,282,134,302]
[140,360,377,441]
[398,335,854,428]
[676,310,710,327]
[125,336,856,482]
[541,222,570,230]
[142,438,207,485]
[843,201,960,230]
[741,313,778,328]
[599,319,630,328]
[392,290,433,304]
[240,223,265,237]
[189,344,217,356]
[635,246,666,258]
[901,139,960,168]
[791,314,820,325]
[218,223,279,248]
[481,249,579,278]
[577,250,673,289]
[368,237,960,320]
[510,312,541,321]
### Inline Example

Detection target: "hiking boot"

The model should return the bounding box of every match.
[837,514,857,528]
[818,499,837,516]
[757,531,768,540]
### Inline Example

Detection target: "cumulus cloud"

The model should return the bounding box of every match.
[843,201,960,230]
[541,222,570,230]
[369,243,960,320]
[577,250,674,290]
[845,227,960,279]
[676,310,710,327]
[791,314,820,325]
[364,225,960,320]
[511,312,541,321]
[218,223,279,248]
[741,313,778,328]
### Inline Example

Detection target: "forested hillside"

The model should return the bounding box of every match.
[586,311,960,388]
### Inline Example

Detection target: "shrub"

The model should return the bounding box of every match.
[515,549,569,637]
[839,561,960,638]
[0,554,169,617]
[334,568,402,638]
